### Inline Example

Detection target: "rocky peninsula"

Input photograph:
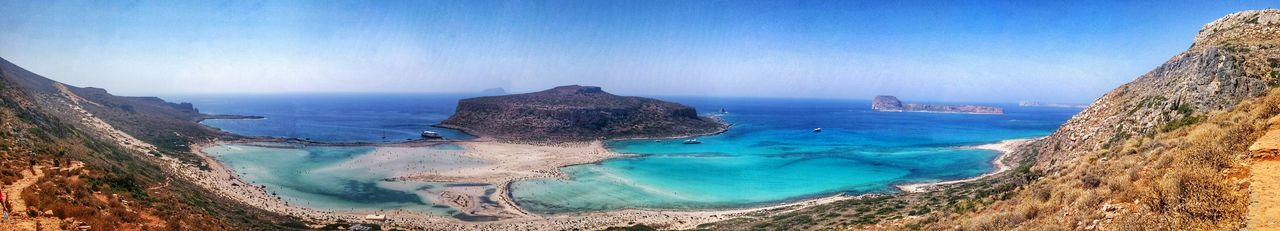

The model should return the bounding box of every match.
[872,95,1004,114]
[440,85,728,141]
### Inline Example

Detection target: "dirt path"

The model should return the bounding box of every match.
[1,165,63,230]
[5,166,44,216]
[1248,125,1280,230]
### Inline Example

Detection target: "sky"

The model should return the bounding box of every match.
[0,1,1275,103]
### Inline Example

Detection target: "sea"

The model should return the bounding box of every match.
[166,93,1080,215]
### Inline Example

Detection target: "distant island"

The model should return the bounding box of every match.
[872,95,1004,114]
[440,85,728,141]
[1018,101,1087,108]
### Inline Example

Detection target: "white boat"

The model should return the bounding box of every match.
[683,139,702,144]
[421,131,443,139]
[813,128,822,132]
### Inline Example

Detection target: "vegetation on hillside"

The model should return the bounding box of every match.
[0,64,306,230]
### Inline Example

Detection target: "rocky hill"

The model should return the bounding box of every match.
[1035,9,1279,171]
[872,95,1004,114]
[0,58,239,162]
[0,57,302,229]
[440,85,727,141]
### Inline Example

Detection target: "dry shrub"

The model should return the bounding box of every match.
[959,210,1025,231]
[931,89,1280,230]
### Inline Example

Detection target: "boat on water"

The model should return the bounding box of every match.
[813,128,822,132]
[683,139,702,144]
[421,131,443,139]
[720,108,729,114]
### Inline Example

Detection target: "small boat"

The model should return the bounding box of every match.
[683,139,702,144]
[720,108,729,114]
[421,131,443,139]
[813,128,822,132]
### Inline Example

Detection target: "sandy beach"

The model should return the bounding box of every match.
[894,137,1040,193]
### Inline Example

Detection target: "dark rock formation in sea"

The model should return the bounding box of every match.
[440,85,727,141]
[872,95,1004,114]
[871,95,904,111]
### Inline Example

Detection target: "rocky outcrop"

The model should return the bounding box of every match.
[440,85,727,141]
[872,95,904,111]
[1035,9,1280,170]
[872,95,1004,114]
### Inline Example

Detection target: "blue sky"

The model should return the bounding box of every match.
[0,1,1275,103]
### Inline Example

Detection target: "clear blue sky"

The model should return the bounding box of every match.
[0,1,1274,103]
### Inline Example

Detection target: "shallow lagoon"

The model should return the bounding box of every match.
[202,143,503,219]
[189,95,1079,214]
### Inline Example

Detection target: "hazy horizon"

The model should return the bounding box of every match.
[2,0,1276,104]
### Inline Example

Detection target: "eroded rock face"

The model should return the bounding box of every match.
[440,85,727,141]
[1035,9,1280,170]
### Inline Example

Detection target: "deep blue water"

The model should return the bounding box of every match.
[170,94,1079,214]
[165,93,478,142]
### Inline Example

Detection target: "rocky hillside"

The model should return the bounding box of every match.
[1036,9,1280,171]
[0,57,303,229]
[0,58,237,163]
[440,85,727,141]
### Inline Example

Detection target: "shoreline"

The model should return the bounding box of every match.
[185,137,855,229]
[184,133,1039,230]
[894,137,1041,193]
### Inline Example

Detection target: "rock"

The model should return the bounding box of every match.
[440,85,727,141]
[872,95,1003,114]
[871,96,903,111]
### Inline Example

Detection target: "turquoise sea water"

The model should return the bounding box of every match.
[512,97,1076,213]
[175,94,1079,215]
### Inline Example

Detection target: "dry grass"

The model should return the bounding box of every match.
[913,88,1280,230]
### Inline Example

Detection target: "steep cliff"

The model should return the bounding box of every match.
[440,85,727,141]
